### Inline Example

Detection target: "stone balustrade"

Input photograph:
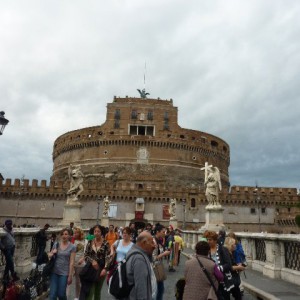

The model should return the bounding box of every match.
[181,230,300,286]
[0,227,62,276]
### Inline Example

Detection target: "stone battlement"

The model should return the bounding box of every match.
[113,96,174,106]
[231,185,298,196]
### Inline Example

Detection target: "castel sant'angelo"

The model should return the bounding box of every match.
[1,92,299,232]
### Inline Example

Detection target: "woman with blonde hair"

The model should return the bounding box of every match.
[223,237,245,300]
[204,230,233,299]
[227,232,247,266]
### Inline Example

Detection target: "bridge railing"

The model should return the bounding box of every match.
[181,230,300,286]
[0,227,62,276]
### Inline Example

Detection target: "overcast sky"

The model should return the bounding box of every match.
[0,0,299,189]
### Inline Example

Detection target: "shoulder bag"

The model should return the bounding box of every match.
[42,242,59,277]
[196,256,224,300]
[79,261,102,283]
[153,261,166,282]
[153,239,167,282]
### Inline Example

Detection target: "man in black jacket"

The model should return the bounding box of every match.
[36,223,50,264]
[0,220,19,281]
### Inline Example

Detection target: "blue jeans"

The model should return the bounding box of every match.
[3,246,15,278]
[156,281,165,300]
[49,273,68,300]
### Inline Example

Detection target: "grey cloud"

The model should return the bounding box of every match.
[0,0,299,189]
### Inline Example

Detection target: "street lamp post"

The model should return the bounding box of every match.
[0,111,9,135]
[182,199,186,230]
[255,187,262,233]
[97,196,101,224]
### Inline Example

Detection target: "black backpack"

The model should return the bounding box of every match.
[108,251,146,299]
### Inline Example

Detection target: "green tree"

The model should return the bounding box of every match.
[295,215,300,227]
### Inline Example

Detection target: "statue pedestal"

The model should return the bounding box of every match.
[199,205,225,233]
[101,217,109,227]
[58,200,82,227]
[169,219,178,230]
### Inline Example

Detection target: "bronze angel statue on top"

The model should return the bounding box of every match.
[137,88,150,99]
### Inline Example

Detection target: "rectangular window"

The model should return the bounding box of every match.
[164,111,169,121]
[250,208,256,214]
[138,126,146,135]
[147,111,153,120]
[108,204,117,218]
[147,126,154,136]
[163,119,169,130]
[131,110,137,119]
[261,207,266,214]
[129,125,154,136]
[130,125,137,135]
[114,109,120,120]
[114,120,120,129]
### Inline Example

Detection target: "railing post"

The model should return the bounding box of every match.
[263,235,283,279]
[191,232,198,250]
[14,229,39,274]
[187,232,192,249]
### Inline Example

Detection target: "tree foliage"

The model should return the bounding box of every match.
[295,215,300,227]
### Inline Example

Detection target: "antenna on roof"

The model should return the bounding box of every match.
[144,60,146,90]
[137,61,150,99]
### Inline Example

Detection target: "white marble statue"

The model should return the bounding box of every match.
[201,162,222,207]
[103,196,110,217]
[67,164,84,202]
[169,198,177,220]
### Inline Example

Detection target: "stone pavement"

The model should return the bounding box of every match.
[62,253,255,300]
[46,248,300,300]
[241,268,300,300]
[65,257,184,300]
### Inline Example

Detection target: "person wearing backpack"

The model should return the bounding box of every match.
[125,231,157,300]
[107,227,133,284]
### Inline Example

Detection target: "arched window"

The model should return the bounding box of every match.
[211,140,218,148]
[191,198,196,208]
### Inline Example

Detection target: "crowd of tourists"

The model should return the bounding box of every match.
[1,219,246,300]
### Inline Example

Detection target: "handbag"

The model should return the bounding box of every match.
[79,261,101,283]
[108,240,120,271]
[153,261,167,282]
[196,257,224,300]
[42,243,59,277]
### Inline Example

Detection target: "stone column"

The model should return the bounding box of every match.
[191,232,198,249]
[169,219,178,230]
[199,206,225,233]
[101,217,109,227]
[14,229,38,274]
[263,236,283,279]
[58,201,82,227]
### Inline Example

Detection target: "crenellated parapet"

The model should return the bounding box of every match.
[229,185,299,206]
[0,178,68,199]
